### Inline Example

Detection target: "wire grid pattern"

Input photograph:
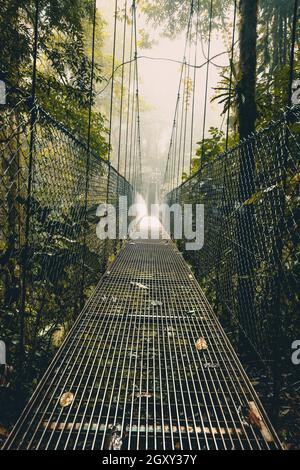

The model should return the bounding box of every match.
[3,240,281,450]
[0,92,132,358]
[165,107,300,376]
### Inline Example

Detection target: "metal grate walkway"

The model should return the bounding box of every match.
[3,240,282,450]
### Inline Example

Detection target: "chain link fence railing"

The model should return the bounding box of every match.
[0,86,133,390]
[165,106,300,406]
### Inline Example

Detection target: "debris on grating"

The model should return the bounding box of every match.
[187,309,198,317]
[237,405,250,427]
[101,296,107,302]
[130,281,149,290]
[112,395,118,404]
[195,337,208,351]
[103,425,123,450]
[174,338,187,346]
[59,391,74,408]
[248,401,274,443]
[279,408,290,417]
[112,296,117,303]
[148,300,163,307]
[130,352,138,359]
[188,274,193,280]
[203,361,220,369]
[166,326,175,337]
[134,391,153,399]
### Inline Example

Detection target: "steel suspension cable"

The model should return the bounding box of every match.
[225,0,237,150]
[168,100,182,192]
[97,49,239,98]
[164,0,194,191]
[201,0,213,165]
[164,150,170,191]
[117,0,128,174]
[115,0,128,241]
[133,0,143,190]
[190,0,200,174]
[166,109,178,192]
[108,0,118,165]
[182,25,193,178]
[128,60,137,184]
[176,61,188,187]
[171,112,179,191]
[106,0,118,206]
[81,0,97,308]
[132,99,138,187]
[124,8,135,179]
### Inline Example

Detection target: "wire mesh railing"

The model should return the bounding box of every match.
[0,87,133,387]
[165,106,300,404]
[2,240,282,450]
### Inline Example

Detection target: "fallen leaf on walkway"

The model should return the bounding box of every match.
[130,352,138,359]
[204,361,220,369]
[280,408,290,417]
[60,392,74,408]
[135,391,153,398]
[130,281,149,290]
[248,401,274,443]
[149,300,163,307]
[195,337,208,351]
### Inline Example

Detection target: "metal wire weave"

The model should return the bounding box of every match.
[165,106,300,386]
[0,89,133,372]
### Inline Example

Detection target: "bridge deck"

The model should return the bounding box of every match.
[4,240,281,450]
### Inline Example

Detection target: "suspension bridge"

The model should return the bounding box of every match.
[3,239,281,450]
[1,0,299,451]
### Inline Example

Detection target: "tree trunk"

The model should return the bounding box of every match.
[238,0,258,139]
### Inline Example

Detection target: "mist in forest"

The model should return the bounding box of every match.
[97,0,231,184]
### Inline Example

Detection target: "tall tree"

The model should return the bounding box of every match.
[237,0,258,139]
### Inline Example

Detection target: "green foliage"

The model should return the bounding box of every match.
[191,126,237,174]
[140,0,232,38]
[138,28,158,49]
[0,0,109,156]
